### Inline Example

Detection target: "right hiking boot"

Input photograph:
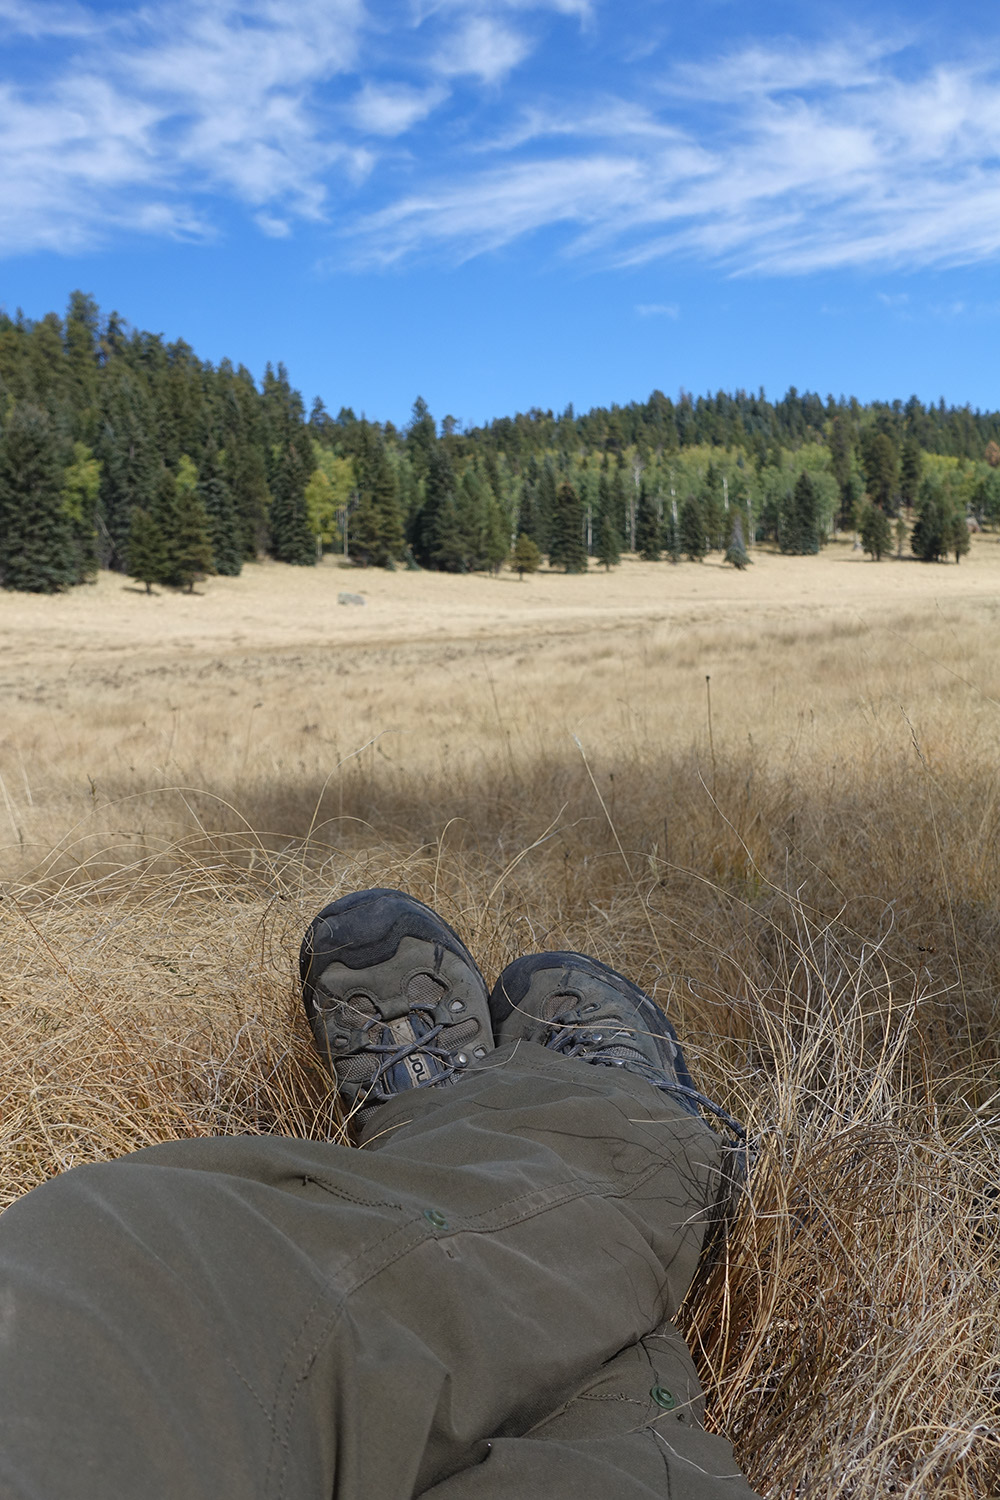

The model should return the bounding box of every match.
[301,888,493,1130]
[489,950,745,1137]
[489,950,700,1107]
[490,951,749,1264]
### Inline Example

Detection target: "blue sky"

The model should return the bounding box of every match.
[2,0,999,427]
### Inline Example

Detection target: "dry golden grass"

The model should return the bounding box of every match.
[2,539,1000,1496]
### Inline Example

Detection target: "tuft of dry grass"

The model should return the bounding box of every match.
[3,545,1000,1496]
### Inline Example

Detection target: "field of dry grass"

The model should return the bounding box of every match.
[3,538,1000,1496]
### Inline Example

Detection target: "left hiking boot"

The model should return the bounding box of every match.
[301,888,493,1130]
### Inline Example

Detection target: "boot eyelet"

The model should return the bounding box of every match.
[449,999,466,1013]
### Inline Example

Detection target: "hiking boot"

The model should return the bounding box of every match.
[301,888,493,1129]
[489,951,742,1135]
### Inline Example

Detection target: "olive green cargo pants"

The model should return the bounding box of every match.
[0,1041,759,1500]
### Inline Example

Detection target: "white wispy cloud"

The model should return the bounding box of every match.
[0,0,366,252]
[0,0,100,38]
[433,15,532,82]
[636,303,678,318]
[353,81,448,136]
[9,10,1000,283]
[348,39,1000,277]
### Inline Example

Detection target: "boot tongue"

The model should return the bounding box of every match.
[597,1031,650,1069]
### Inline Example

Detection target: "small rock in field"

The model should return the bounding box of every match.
[338,592,366,606]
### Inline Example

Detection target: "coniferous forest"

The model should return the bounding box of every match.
[2,293,999,593]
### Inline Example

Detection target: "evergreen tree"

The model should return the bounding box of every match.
[612,461,630,549]
[679,495,706,561]
[595,489,621,570]
[949,509,971,563]
[899,436,922,508]
[839,472,864,532]
[512,533,540,578]
[828,412,853,493]
[724,513,751,570]
[861,430,899,512]
[859,502,892,560]
[270,435,316,565]
[780,472,823,554]
[548,481,586,572]
[536,463,557,554]
[482,496,509,575]
[0,403,76,592]
[96,364,159,567]
[406,396,437,482]
[430,493,475,572]
[910,478,954,562]
[227,441,270,559]
[64,290,100,442]
[351,425,404,567]
[152,463,181,579]
[126,506,167,592]
[635,481,661,561]
[171,480,214,592]
[700,464,727,549]
[515,480,539,546]
[412,445,456,567]
[198,439,242,576]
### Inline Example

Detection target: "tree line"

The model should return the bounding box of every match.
[1,294,997,593]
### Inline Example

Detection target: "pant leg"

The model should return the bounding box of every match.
[420,1333,759,1500]
[0,1040,755,1500]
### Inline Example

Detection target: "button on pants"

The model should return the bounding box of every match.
[0,1041,760,1499]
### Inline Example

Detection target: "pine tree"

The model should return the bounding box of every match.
[227,442,270,559]
[949,508,971,563]
[482,496,509,575]
[351,426,404,567]
[700,464,727,549]
[0,402,76,592]
[517,478,541,547]
[839,472,864,532]
[511,532,540,579]
[859,503,892,560]
[172,484,215,591]
[412,445,456,568]
[270,435,316,565]
[96,364,159,568]
[406,396,437,482]
[679,495,706,561]
[64,290,100,442]
[861,430,899,512]
[780,472,822,554]
[199,439,242,576]
[595,492,621,570]
[152,463,181,579]
[899,436,922,509]
[548,481,586,572]
[635,481,661,561]
[828,412,853,493]
[127,507,167,592]
[611,461,630,549]
[910,478,953,562]
[536,463,557,555]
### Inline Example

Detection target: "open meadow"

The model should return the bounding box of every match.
[3,538,1000,1497]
